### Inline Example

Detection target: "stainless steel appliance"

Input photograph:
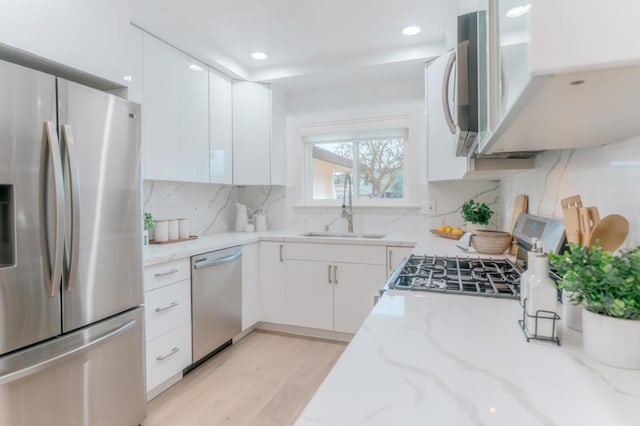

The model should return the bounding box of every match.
[387,255,521,299]
[512,213,567,258]
[385,214,566,299]
[456,10,484,156]
[0,59,145,425]
[191,246,242,365]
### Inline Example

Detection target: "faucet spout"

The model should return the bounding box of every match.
[341,174,354,233]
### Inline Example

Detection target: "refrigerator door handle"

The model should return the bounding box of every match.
[40,121,65,297]
[0,319,135,385]
[61,124,81,293]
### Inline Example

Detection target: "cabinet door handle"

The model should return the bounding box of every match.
[328,265,332,284]
[333,265,338,284]
[279,244,284,262]
[155,268,178,278]
[156,347,180,361]
[155,302,179,313]
[388,250,393,271]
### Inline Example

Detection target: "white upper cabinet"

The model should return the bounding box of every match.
[478,0,640,155]
[143,34,209,183]
[209,69,233,185]
[0,0,130,86]
[37,0,129,86]
[232,81,287,186]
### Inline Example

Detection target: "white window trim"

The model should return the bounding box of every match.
[299,114,417,207]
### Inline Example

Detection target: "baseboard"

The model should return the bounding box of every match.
[256,322,353,343]
[232,324,259,343]
[147,372,183,401]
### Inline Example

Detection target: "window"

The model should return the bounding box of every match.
[304,128,407,204]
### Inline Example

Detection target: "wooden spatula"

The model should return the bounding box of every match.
[579,207,600,247]
[589,214,629,252]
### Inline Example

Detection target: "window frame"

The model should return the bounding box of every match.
[300,118,415,207]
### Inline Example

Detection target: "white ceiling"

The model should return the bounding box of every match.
[132,0,453,92]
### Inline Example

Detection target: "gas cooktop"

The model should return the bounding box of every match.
[387,255,522,299]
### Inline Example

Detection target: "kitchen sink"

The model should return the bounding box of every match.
[301,232,386,239]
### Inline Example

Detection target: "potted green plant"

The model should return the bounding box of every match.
[143,211,154,246]
[461,200,494,231]
[549,243,640,369]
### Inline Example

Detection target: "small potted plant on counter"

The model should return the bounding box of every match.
[550,243,640,369]
[461,200,494,232]
[143,211,154,246]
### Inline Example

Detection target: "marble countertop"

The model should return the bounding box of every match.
[296,292,640,426]
[143,229,505,266]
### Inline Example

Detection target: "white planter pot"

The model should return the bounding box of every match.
[562,291,584,331]
[582,309,640,369]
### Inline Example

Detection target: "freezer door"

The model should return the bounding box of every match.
[57,79,144,332]
[0,60,62,355]
[0,307,146,426]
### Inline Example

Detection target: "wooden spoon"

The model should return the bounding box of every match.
[589,214,629,252]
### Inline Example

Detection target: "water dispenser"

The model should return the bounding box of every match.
[0,184,15,268]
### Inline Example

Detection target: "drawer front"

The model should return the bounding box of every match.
[146,324,192,392]
[286,243,386,265]
[144,259,190,291]
[145,279,191,342]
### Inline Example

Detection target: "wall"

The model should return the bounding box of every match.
[143,180,242,235]
[500,136,640,249]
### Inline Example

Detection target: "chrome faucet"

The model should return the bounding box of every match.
[341,174,354,233]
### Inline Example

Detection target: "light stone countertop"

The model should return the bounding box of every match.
[144,230,428,267]
[296,292,640,426]
[143,230,503,267]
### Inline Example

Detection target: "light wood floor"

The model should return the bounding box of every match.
[144,330,347,426]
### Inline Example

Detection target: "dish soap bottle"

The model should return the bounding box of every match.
[526,254,558,338]
[519,238,542,305]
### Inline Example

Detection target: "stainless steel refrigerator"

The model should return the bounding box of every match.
[0,59,146,425]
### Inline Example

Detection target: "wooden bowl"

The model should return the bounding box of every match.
[471,230,512,254]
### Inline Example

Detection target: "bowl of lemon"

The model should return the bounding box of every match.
[430,225,464,240]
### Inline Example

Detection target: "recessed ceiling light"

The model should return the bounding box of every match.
[251,52,268,60]
[402,25,421,36]
[189,64,204,71]
[506,4,531,18]
[122,75,132,82]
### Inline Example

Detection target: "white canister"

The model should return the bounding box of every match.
[178,218,190,239]
[168,219,179,240]
[255,214,267,232]
[154,220,169,242]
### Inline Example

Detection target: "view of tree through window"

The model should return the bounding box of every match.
[309,137,404,200]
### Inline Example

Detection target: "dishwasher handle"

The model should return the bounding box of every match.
[193,252,242,270]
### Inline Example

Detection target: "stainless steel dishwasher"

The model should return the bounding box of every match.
[191,246,242,365]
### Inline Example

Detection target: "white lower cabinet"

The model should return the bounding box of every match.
[145,323,192,392]
[285,260,334,330]
[145,279,191,342]
[143,260,192,397]
[258,241,287,324]
[284,243,387,334]
[333,262,386,333]
[242,243,259,330]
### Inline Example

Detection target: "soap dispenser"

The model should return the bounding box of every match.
[526,254,558,338]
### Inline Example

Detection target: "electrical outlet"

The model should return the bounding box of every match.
[421,200,436,216]
[193,206,199,216]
